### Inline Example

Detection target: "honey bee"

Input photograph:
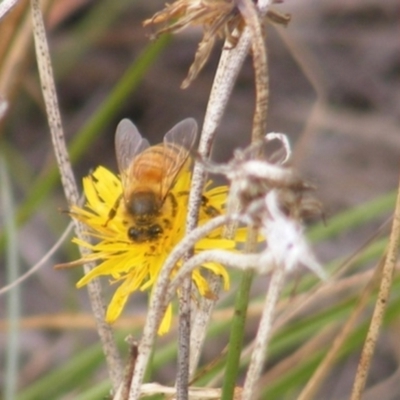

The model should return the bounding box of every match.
[108,118,198,243]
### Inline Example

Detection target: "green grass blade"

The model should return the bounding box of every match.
[221,270,254,399]
[1,155,21,400]
[308,190,396,241]
[16,341,109,400]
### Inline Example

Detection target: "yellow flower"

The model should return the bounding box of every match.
[66,166,244,335]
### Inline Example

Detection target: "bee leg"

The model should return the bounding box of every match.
[104,194,122,227]
[168,193,178,218]
[201,195,220,217]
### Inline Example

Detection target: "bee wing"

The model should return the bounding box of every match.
[115,119,150,187]
[161,118,198,198]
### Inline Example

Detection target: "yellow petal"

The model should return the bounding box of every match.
[158,303,173,336]
[105,275,136,323]
[64,165,249,335]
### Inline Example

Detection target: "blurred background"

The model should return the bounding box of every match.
[1,0,399,398]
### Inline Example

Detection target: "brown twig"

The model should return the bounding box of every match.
[188,0,273,381]
[30,0,122,390]
[298,256,384,400]
[242,266,286,399]
[117,336,138,400]
[350,172,400,400]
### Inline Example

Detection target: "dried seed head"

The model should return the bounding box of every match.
[209,132,322,225]
[144,0,241,88]
[143,0,290,88]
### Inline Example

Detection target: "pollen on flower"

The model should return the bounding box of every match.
[65,166,243,335]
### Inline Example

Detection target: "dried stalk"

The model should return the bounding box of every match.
[241,266,286,399]
[298,257,384,400]
[237,0,269,143]
[126,0,274,395]
[182,26,252,398]
[350,173,400,400]
[136,383,224,399]
[177,270,191,400]
[127,215,237,399]
[166,252,273,310]
[0,0,19,20]
[115,336,138,400]
[0,222,74,296]
[188,0,273,380]
[237,184,325,397]
[29,0,122,390]
[0,95,8,120]
[220,1,270,397]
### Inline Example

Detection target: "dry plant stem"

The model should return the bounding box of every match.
[0,96,7,119]
[29,0,122,390]
[139,383,223,399]
[186,245,272,376]
[350,176,400,400]
[222,1,269,396]
[0,0,19,19]
[222,0,268,239]
[242,266,286,400]
[189,274,222,376]
[168,251,270,305]
[0,222,74,295]
[261,324,337,387]
[117,337,138,400]
[206,268,377,388]
[237,0,269,142]
[183,29,251,398]
[0,0,47,123]
[127,215,232,400]
[298,257,385,400]
[188,0,273,377]
[177,282,191,400]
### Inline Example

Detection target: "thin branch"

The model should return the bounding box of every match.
[0,222,74,296]
[140,383,224,399]
[128,215,236,399]
[169,251,272,301]
[116,336,138,400]
[189,274,222,376]
[0,0,19,20]
[222,1,271,397]
[0,95,8,120]
[30,0,122,390]
[350,173,400,400]
[177,282,191,400]
[188,0,274,380]
[237,0,269,142]
[298,256,384,400]
[242,266,286,399]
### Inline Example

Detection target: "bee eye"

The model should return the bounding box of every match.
[148,224,163,237]
[128,227,141,241]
